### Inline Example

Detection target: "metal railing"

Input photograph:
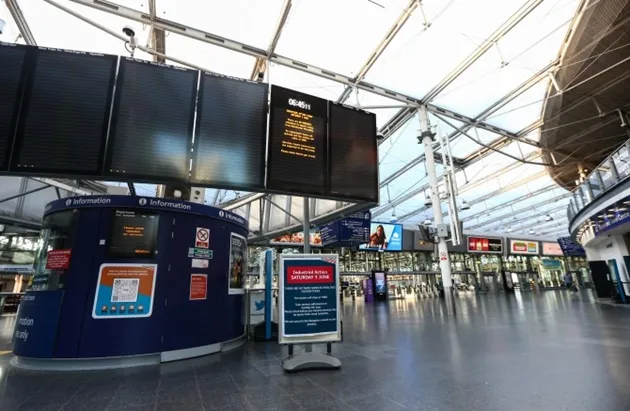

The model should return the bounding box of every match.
[567,139,630,223]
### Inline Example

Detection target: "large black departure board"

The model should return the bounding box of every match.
[267,86,328,196]
[105,58,197,182]
[191,73,267,191]
[329,103,378,202]
[0,43,28,171]
[11,48,116,175]
[108,209,159,258]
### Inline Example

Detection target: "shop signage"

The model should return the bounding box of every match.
[45,249,72,270]
[278,254,341,344]
[542,259,562,269]
[467,236,503,254]
[189,274,207,300]
[510,240,539,255]
[92,264,157,319]
[542,242,563,256]
[188,248,213,259]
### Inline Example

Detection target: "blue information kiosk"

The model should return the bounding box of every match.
[12,195,248,370]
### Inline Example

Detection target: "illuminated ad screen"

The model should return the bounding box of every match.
[328,103,378,203]
[360,223,403,251]
[266,85,327,197]
[467,236,503,254]
[108,209,159,258]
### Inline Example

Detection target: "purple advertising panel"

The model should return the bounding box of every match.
[364,279,374,303]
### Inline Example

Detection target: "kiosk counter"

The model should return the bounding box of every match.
[12,196,248,370]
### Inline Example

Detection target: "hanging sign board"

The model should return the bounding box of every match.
[278,254,341,345]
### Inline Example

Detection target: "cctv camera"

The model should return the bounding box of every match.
[424,196,432,207]
[122,25,135,38]
[0,19,5,35]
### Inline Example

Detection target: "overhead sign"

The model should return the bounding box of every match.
[510,239,539,255]
[467,236,503,254]
[189,274,207,300]
[319,212,371,246]
[557,236,586,256]
[92,264,157,319]
[279,254,341,344]
[270,230,322,247]
[542,242,563,256]
[195,227,210,249]
[45,249,72,270]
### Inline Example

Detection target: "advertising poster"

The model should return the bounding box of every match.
[279,254,340,344]
[510,240,539,255]
[92,264,157,319]
[45,249,72,270]
[190,274,207,300]
[374,271,387,294]
[228,233,247,295]
[13,290,64,358]
[467,236,503,254]
[360,223,403,251]
[269,230,322,247]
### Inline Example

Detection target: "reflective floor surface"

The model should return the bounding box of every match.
[0,291,629,410]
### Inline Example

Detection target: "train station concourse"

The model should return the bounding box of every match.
[1,0,630,410]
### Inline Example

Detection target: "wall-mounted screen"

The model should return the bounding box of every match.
[11,48,116,175]
[0,43,28,171]
[328,103,378,203]
[191,73,267,191]
[105,58,197,182]
[266,85,327,197]
[360,223,403,251]
[467,236,503,254]
[108,209,159,258]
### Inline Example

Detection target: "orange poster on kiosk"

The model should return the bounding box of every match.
[92,264,157,319]
[190,274,207,300]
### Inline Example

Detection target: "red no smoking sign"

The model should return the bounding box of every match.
[195,227,210,249]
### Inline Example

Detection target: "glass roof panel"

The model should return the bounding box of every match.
[0,1,23,43]
[485,80,549,132]
[431,0,578,118]
[274,0,405,76]
[18,0,151,59]
[166,33,255,79]
[364,0,529,99]
[158,0,284,50]
[268,64,345,100]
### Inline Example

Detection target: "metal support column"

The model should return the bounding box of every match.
[418,107,454,313]
[302,197,311,353]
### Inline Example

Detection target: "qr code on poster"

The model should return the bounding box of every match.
[111,278,140,303]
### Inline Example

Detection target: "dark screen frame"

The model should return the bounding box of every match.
[327,102,379,203]
[0,43,31,172]
[107,208,160,259]
[103,57,198,184]
[9,47,118,177]
[190,72,268,191]
[266,85,329,197]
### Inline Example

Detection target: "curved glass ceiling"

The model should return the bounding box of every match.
[0,0,582,238]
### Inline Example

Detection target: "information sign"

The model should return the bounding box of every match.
[13,290,65,358]
[188,248,213,259]
[92,264,157,319]
[278,254,340,344]
[189,274,207,300]
[195,227,210,249]
[45,249,72,270]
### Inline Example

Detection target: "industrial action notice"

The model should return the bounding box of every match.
[281,258,338,338]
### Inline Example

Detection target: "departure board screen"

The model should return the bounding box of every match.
[12,48,116,175]
[329,103,378,203]
[0,43,28,171]
[105,58,197,182]
[267,85,327,197]
[109,209,159,258]
[191,73,267,191]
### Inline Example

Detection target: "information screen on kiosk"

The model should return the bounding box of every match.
[108,210,159,258]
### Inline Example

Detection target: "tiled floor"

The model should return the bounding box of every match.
[1,290,630,410]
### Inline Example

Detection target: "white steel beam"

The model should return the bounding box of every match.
[422,0,545,102]
[250,0,292,80]
[5,0,37,45]
[337,0,419,103]
[66,0,520,143]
